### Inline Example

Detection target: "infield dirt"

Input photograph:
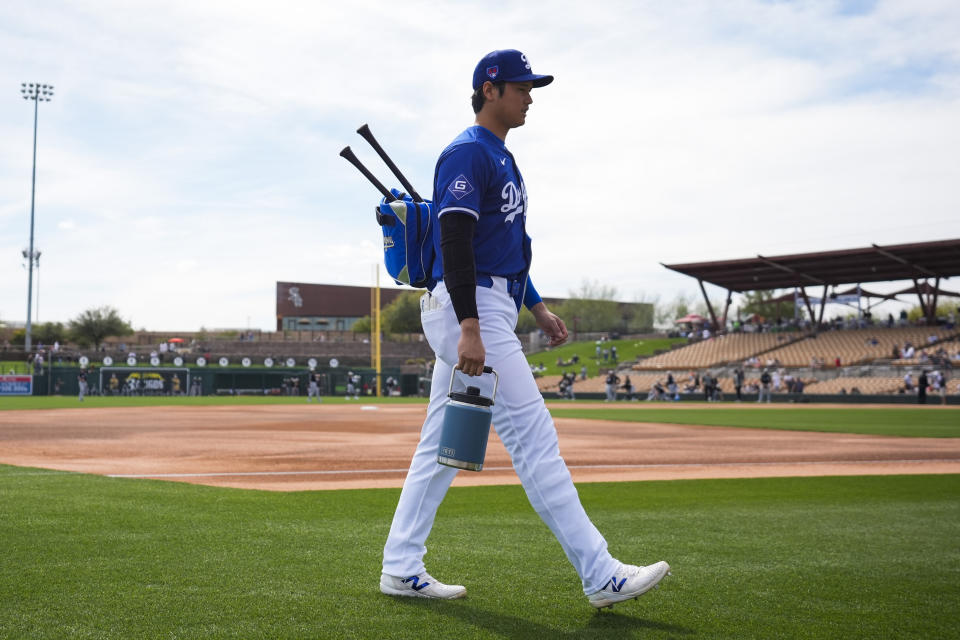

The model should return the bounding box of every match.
[1,403,958,491]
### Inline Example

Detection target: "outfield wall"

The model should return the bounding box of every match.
[29,366,424,398]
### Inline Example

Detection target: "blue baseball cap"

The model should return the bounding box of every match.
[472,49,554,91]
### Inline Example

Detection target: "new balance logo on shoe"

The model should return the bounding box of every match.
[588,561,671,609]
[607,576,627,593]
[381,572,466,599]
[403,576,431,591]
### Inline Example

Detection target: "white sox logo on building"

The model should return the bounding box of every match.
[287,286,303,308]
[501,180,526,223]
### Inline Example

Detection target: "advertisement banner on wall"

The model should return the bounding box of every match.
[0,375,33,395]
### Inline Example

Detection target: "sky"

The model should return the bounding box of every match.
[1,0,958,332]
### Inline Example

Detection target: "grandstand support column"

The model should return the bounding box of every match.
[816,284,829,331]
[721,290,732,329]
[799,288,816,327]
[697,279,719,330]
[930,277,941,326]
[911,278,927,324]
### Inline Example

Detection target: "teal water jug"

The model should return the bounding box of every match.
[437,365,499,472]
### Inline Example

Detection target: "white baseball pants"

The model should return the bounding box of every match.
[381,277,619,594]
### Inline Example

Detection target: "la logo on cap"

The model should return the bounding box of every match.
[486,65,499,79]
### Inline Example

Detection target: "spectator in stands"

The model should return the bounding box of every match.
[772,369,782,391]
[850,386,862,394]
[621,375,634,401]
[903,372,914,392]
[733,368,744,402]
[758,369,772,403]
[834,356,841,368]
[604,370,620,402]
[903,342,916,359]
[580,365,587,381]
[610,346,618,362]
[892,344,901,359]
[784,371,795,393]
[666,371,678,401]
[839,387,847,395]
[794,379,805,394]
[918,370,929,404]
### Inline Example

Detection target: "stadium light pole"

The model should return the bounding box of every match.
[21,248,42,323]
[19,82,54,354]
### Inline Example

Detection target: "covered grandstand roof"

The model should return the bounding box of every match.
[662,239,960,292]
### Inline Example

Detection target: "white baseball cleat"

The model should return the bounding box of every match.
[588,561,671,609]
[380,572,466,600]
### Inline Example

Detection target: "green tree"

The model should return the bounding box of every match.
[381,291,423,335]
[68,306,133,349]
[738,290,795,322]
[907,302,960,323]
[8,322,67,347]
[516,306,538,333]
[352,316,371,333]
[656,292,694,327]
[34,321,67,345]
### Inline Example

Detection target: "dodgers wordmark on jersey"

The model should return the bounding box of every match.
[431,125,533,282]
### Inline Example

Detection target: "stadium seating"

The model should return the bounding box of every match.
[633,332,800,370]
[760,327,957,367]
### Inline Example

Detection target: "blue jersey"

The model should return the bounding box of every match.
[430,125,533,281]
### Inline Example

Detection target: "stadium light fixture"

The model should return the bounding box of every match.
[19,82,54,353]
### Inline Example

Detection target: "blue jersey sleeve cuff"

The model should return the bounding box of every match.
[523,276,542,310]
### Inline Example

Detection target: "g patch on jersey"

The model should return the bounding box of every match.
[447,174,475,200]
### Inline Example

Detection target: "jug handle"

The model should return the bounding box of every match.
[449,364,499,405]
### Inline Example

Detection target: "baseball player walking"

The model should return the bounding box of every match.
[380,49,670,609]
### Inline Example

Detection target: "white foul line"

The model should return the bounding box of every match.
[105,458,960,479]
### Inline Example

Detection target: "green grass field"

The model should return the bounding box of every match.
[526,337,687,378]
[549,407,960,438]
[1,467,957,639]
